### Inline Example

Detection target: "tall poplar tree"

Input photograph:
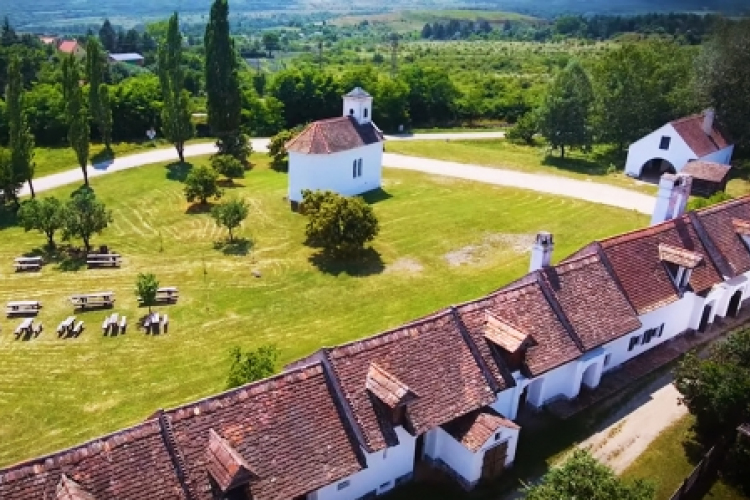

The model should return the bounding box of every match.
[6,54,35,199]
[204,0,245,161]
[159,12,193,163]
[62,55,90,186]
[85,37,112,149]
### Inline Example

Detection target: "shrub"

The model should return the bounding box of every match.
[211,154,245,183]
[226,345,279,389]
[184,165,222,205]
[211,198,249,242]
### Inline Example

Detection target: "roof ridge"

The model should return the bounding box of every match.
[535,270,587,354]
[157,410,196,500]
[450,307,505,394]
[696,194,750,215]
[598,216,684,247]
[688,211,734,278]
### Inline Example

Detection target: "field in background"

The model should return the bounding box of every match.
[0,154,647,467]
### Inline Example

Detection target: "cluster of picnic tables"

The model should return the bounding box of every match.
[13,252,122,273]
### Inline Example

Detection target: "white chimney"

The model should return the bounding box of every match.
[529,232,554,272]
[651,173,693,225]
[702,108,715,135]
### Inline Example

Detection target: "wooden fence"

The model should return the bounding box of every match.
[669,441,727,500]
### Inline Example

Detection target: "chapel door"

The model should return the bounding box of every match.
[481,441,508,481]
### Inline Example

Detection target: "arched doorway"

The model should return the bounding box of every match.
[640,158,676,183]
[727,290,743,317]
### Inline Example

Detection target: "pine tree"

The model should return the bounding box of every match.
[204,0,244,160]
[85,37,112,149]
[159,12,193,163]
[98,19,117,52]
[6,54,35,200]
[62,55,90,186]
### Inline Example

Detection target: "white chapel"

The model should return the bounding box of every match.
[285,87,385,208]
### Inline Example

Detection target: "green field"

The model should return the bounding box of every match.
[386,138,658,194]
[622,415,746,500]
[0,156,647,467]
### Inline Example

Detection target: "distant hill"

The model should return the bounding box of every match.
[7,0,747,30]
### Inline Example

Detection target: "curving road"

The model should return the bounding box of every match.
[20,132,655,215]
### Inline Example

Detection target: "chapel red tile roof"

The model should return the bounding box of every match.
[0,419,190,500]
[681,161,731,183]
[285,116,383,155]
[325,310,497,452]
[671,113,731,158]
[164,363,363,500]
[456,281,584,378]
[692,197,750,277]
[538,253,642,351]
[441,408,519,453]
[596,216,723,314]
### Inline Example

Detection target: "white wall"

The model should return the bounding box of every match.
[424,425,519,486]
[311,426,415,500]
[625,124,696,177]
[288,143,383,203]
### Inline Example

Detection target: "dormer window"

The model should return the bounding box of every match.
[366,363,418,427]
[205,429,256,496]
[658,244,703,291]
[56,474,95,500]
[483,313,533,372]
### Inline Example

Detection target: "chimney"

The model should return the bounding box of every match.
[702,108,715,136]
[529,232,554,272]
[651,173,693,225]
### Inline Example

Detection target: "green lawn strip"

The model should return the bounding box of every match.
[385,139,658,195]
[0,156,646,467]
[621,414,746,500]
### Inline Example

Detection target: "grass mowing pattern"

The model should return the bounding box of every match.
[0,156,646,467]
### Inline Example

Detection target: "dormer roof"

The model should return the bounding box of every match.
[732,218,750,237]
[658,244,703,269]
[483,314,531,354]
[56,475,95,500]
[366,363,419,409]
[345,87,371,98]
[205,429,256,492]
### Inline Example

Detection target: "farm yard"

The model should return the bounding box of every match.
[0,154,647,467]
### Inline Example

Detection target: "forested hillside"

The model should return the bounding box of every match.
[6,0,748,30]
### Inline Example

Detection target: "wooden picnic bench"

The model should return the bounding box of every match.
[72,321,84,336]
[57,316,76,335]
[70,292,115,311]
[6,301,42,317]
[138,287,180,305]
[14,318,33,336]
[86,253,121,269]
[14,256,42,272]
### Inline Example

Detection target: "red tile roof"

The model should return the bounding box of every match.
[597,217,723,314]
[681,161,731,183]
[58,40,81,54]
[326,310,497,452]
[165,363,363,500]
[484,313,531,353]
[671,113,731,158]
[285,116,383,154]
[0,419,190,500]
[692,197,750,277]
[56,475,95,500]
[538,253,642,351]
[658,244,704,269]
[366,362,419,409]
[456,282,584,377]
[205,429,256,493]
[442,408,519,453]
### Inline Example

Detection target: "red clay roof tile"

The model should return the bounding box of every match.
[658,244,704,269]
[671,113,731,158]
[205,429,255,493]
[681,161,731,183]
[441,408,519,453]
[692,197,750,276]
[285,116,383,154]
[366,363,419,409]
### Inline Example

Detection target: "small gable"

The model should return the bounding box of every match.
[56,475,95,500]
[732,218,750,237]
[442,408,519,453]
[366,363,419,409]
[205,428,256,493]
[658,244,703,269]
[483,313,532,354]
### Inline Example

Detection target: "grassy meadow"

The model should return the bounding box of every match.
[0,155,647,467]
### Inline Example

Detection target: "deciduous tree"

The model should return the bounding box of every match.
[205,0,243,160]
[211,198,249,242]
[61,187,113,252]
[267,127,298,171]
[537,60,593,158]
[184,165,222,205]
[158,12,193,163]
[6,54,35,198]
[302,190,379,257]
[210,154,244,183]
[226,345,278,389]
[135,272,159,313]
[62,54,90,186]
[17,197,64,248]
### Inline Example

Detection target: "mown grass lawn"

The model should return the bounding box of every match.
[385,139,660,195]
[621,414,746,500]
[0,156,647,467]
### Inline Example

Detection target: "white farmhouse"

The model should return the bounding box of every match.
[286,87,384,208]
[624,109,734,178]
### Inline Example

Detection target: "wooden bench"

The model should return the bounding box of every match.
[86,253,121,269]
[138,287,180,306]
[57,316,76,336]
[14,318,33,336]
[6,301,42,317]
[72,321,84,336]
[14,256,42,272]
[70,292,115,311]
[119,316,127,333]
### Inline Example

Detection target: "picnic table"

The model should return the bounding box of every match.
[86,253,121,269]
[139,287,180,305]
[57,316,76,336]
[6,300,42,317]
[70,292,115,311]
[14,318,33,335]
[14,256,42,272]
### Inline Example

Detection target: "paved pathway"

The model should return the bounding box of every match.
[20,132,654,215]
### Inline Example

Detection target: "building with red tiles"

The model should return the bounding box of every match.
[286,88,384,208]
[624,109,734,180]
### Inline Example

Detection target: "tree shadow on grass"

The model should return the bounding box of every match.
[185,202,215,215]
[213,237,253,256]
[360,188,393,205]
[91,147,115,170]
[541,146,627,177]
[217,179,245,189]
[308,247,385,277]
[21,245,86,271]
[0,205,18,230]
[166,161,193,182]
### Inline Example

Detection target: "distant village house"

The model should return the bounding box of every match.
[107,52,145,65]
